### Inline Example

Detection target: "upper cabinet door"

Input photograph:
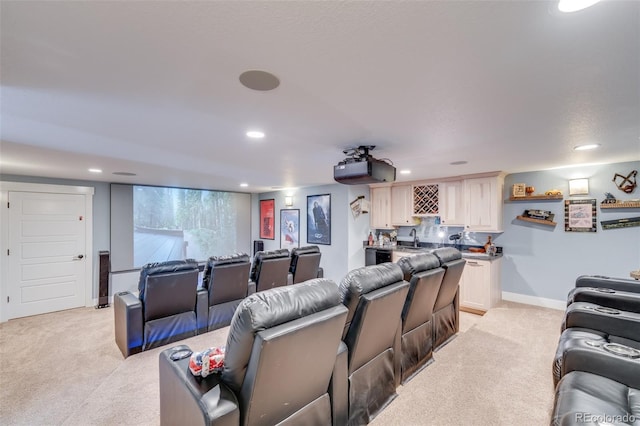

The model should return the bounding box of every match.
[464,176,504,232]
[370,186,392,229]
[439,180,465,226]
[391,185,413,226]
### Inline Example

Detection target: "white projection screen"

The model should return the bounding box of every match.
[110,184,251,272]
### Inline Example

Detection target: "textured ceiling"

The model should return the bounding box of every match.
[1,0,639,192]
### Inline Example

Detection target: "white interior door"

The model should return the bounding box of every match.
[7,191,87,319]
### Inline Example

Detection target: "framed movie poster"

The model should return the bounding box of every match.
[280,209,300,249]
[565,199,597,232]
[307,194,331,245]
[259,199,275,239]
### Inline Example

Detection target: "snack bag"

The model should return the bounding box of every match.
[188,346,226,378]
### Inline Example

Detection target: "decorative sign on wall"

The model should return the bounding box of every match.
[601,217,640,230]
[565,199,597,232]
[613,170,637,194]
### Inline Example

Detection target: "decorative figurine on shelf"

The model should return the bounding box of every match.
[613,170,637,194]
[389,230,398,245]
[525,186,535,196]
[544,189,563,196]
[602,192,617,204]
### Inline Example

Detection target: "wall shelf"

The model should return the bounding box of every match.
[600,201,640,209]
[508,195,563,201]
[516,215,557,226]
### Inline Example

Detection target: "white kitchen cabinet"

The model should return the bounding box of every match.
[370,185,392,229]
[439,180,465,226]
[459,257,502,314]
[392,250,412,263]
[391,184,414,226]
[463,175,504,232]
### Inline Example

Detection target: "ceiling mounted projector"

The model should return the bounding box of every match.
[334,145,396,185]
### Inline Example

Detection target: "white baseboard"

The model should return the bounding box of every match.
[502,291,566,311]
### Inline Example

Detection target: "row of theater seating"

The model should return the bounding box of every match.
[157,247,466,426]
[551,275,640,426]
[114,246,323,358]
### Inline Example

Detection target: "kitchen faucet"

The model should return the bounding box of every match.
[409,228,419,248]
[448,232,462,249]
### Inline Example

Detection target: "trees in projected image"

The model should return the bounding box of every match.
[133,186,238,267]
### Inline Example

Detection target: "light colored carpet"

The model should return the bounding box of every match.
[0,301,563,425]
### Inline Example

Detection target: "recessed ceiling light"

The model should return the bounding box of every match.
[88,168,102,173]
[450,161,468,165]
[573,144,601,151]
[246,131,265,139]
[400,170,411,175]
[112,172,137,176]
[239,70,280,91]
[558,0,600,13]
[240,183,249,188]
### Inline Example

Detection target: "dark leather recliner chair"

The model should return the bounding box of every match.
[201,253,250,332]
[249,249,291,292]
[431,247,465,349]
[338,263,410,425]
[553,287,640,386]
[159,279,349,426]
[396,253,445,383]
[289,245,323,284]
[552,275,640,424]
[114,259,203,358]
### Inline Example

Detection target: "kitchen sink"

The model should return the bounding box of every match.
[396,246,429,252]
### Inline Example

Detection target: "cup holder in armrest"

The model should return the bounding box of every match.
[594,306,621,315]
[603,343,640,359]
[595,288,616,293]
[585,340,602,348]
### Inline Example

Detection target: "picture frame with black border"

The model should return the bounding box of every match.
[564,199,597,232]
[307,194,331,245]
[280,209,300,249]
[259,199,275,239]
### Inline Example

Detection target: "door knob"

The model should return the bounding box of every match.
[73,254,84,260]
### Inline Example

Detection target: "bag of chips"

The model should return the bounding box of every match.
[188,346,225,378]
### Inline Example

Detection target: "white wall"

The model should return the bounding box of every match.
[499,160,640,303]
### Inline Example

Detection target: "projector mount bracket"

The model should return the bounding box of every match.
[342,145,376,162]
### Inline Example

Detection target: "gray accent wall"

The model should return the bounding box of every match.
[499,160,640,302]
[253,183,370,285]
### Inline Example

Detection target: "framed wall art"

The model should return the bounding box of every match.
[307,194,331,245]
[259,199,275,239]
[280,209,300,249]
[564,199,597,232]
[512,183,526,198]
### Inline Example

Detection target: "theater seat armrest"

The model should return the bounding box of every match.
[575,275,640,293]
[196,288,209,334]
[248,280,256,295]
[317,267,324,278]
[114,291,143,358]
[330,341,348,426]
[564,303,640,341]
[563,343,640,389]
[159,346,239,426]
